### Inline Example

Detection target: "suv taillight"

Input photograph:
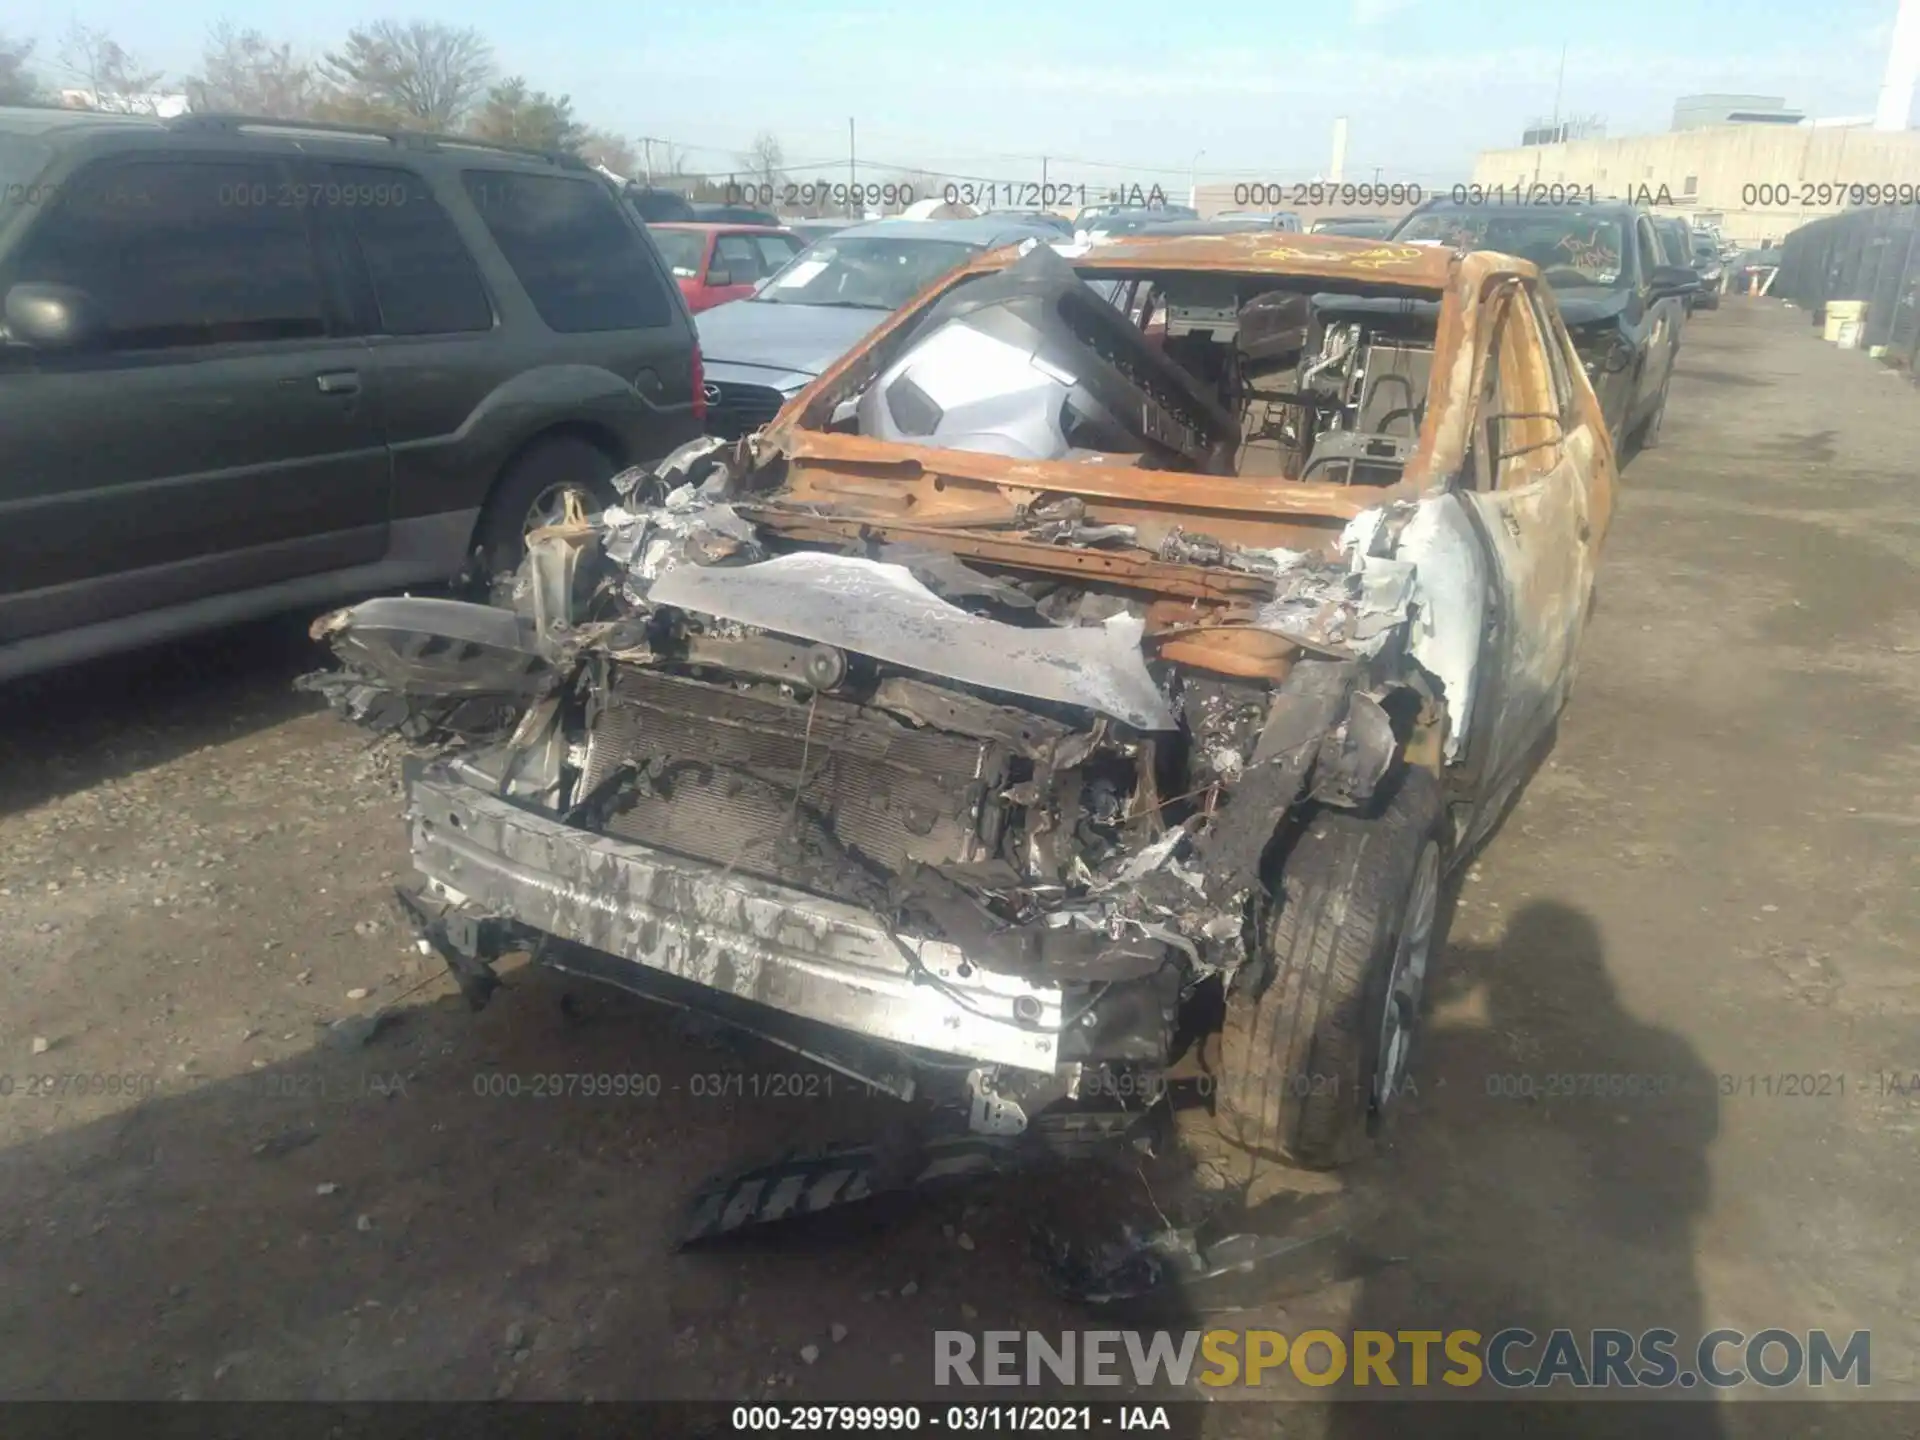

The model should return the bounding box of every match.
[691,345,706,424]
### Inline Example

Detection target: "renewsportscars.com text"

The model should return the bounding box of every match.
[935,1327,1871,1390]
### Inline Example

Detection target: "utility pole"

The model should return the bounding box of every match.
[1537,42,1566,184]
[848,117,857,218]
[1041,155,1048,208]
[642,137,653,185]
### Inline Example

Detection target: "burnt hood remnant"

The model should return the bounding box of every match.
[646,553,1177,731]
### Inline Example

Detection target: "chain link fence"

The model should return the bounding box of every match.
[1776,208,1920,372]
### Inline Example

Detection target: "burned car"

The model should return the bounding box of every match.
[305,233,1616,1173]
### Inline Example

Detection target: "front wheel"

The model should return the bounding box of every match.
[475,435,618,579]
[1214,768,1450,1168]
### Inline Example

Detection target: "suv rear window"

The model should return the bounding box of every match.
[329,163,493,335]
[461,170,672,332]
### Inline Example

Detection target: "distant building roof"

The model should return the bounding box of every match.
[1672,93,1803,129]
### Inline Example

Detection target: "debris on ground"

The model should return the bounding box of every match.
[318,1009,403,1051]
[1034,1190,1363,1305]
[678,1135,1023,1247]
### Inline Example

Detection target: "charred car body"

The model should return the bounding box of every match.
[307,233,1617,1169]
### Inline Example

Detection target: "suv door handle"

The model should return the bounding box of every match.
[315,370,361,396]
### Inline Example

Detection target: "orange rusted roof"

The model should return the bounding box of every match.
[961,232,1490,288]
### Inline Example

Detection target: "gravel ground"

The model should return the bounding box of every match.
[0,299,1914,1428]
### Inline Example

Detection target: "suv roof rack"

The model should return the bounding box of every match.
[162,113,590,171]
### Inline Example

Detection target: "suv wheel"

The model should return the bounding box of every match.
[1213,768,1449,1168]
[477,435,618,577]
[1636,378,1670,452]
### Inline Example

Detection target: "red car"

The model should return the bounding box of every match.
[647,223,808,313]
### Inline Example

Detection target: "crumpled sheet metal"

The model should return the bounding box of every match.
[410,769,1066,1071]
[600,486,762,602]
[646,552,1179,731]
[1249,564,1409,658]
[1237,501,1420,660]
[611,434,733,503]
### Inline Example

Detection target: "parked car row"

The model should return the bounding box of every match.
[2,93,1724,695]
[1388,196,1705,453]
[648,223,805,313]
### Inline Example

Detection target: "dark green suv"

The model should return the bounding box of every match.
[0,108,703,681]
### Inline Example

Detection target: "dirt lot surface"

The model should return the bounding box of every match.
[1,300,1915,1427]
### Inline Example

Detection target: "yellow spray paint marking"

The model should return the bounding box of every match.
[1252,244,1427,270]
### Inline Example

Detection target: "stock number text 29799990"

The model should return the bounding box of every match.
[1742,182,1920,207]
[1235,181,1424,207]
[723,181,915,208]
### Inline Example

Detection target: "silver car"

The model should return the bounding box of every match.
[696,218,1063,438]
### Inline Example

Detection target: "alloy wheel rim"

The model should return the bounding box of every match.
[1374,840,1440,1110]
[524,482,598,538]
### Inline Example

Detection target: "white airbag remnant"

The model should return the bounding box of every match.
[1338,506,1389,560]
[1390,493,1486,761]
[646,553,1178,730]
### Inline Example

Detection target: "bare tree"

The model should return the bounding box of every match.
[738,131,785,189]
[576,128,637,176]
[633,137,694,182]
[58,22,166,111]
[309,90,410,128]
[0,33,41,105]
[186,21,318,118]
[468,77,584,151]
[319,21,493,130]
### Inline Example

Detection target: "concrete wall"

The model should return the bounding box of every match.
[1473,126,1920,247]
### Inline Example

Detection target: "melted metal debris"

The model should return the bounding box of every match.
[679,1134,1022,1246]
[601,490,762,600]
[1035,1191,1361,1305]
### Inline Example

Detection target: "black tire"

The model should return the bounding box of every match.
[475,435,618,577]
[1635,376,1670,452]
[1214,767,1449,1168]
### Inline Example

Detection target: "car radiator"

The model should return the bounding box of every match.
[578,668,1008,903]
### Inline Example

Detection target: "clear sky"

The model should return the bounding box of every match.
[7,0,1913,188]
